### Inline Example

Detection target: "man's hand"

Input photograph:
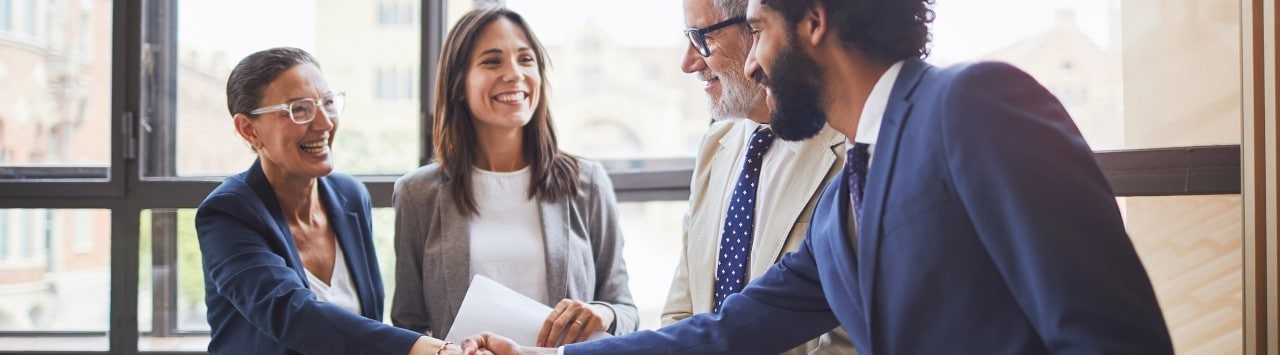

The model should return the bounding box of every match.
[461,332,558,355]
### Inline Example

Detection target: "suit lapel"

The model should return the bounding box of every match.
[440,187,473,319]
[541,198,570,304]
[749,126,841,277]
[858,57,929,327]
[318,177,376,318]
[689,126,744,313]
[245,160,309,287]
[821,170,865,318]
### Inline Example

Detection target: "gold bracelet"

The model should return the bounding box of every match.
[435,341,453,355]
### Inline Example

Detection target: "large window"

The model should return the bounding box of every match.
[0,0,1271,354]
[934,1,1243,353]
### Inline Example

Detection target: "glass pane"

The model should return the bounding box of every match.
[0,209,110,332]
[0,0,112,179]
[138,209,210,334]
[138,209,208,351]
[499,1,706,163]
[138,210,150,333]
[164,0,421,177]
[370,207,397,322]
[932,0,1240,150]
[175,209,207,331]
[1120,196,1242,354]
[616,200,686,330]
[1119,0,1239,148]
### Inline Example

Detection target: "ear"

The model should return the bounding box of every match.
[800,3,829,47]
[233,113,262,150]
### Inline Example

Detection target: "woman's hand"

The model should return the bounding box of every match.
[408,336,464,355]
[536,299,614,347]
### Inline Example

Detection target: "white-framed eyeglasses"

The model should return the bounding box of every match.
[249,91,346,124]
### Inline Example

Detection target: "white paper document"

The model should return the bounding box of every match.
[444,274,611,345]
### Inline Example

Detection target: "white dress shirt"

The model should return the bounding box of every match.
[852,59,905,170]
[846,60,904,214]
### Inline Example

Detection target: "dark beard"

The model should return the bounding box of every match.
[752,37,827,141]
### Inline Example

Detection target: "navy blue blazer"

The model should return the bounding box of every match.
[196,160,421,355]
[567,58,1173,354]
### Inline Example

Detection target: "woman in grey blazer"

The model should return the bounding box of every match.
[391,6,637,348]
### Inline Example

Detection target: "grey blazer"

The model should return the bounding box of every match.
[390,158,638,340]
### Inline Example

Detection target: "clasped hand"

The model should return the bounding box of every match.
[459,299,612,354]
[537,299,612,347]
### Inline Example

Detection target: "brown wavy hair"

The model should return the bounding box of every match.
[433,6,579,216]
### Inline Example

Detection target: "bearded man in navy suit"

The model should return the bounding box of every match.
[464,0,1173,353]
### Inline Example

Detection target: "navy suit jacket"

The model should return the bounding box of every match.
[568,58,1173,354]
[196,160,420,355]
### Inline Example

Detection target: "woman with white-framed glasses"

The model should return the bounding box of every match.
[195,47,461,355]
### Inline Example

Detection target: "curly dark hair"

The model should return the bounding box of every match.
[761,0,934,62]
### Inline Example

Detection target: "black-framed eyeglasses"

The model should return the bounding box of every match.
[684,16,745,57]
[248,91,346,125]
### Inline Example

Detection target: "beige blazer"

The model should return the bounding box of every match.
[390,159,638,339]
[662,120,854,354]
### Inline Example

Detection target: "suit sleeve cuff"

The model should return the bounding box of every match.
[587,301,619,334]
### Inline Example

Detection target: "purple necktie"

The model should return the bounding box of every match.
[712,127,775,313]
[846,143,870,223]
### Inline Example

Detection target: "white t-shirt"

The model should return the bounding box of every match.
[468,166,550,305]
[304,245,363,316]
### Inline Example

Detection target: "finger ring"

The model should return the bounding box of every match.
[574,320,585,326]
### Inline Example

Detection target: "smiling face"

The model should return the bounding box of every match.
[682,0,764,121]
[744,0,828,141]
[464,17,542,136]
[235,63,338,180]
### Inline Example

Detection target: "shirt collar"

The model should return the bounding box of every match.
[853,60,905,145]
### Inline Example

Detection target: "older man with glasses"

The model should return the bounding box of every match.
[663,0,853,354]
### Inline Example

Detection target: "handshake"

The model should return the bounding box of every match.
[455,332,551,355]
[433,297,613,355]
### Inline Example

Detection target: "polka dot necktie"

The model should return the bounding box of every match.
[713,127,775,313]
[846,143,871,224]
